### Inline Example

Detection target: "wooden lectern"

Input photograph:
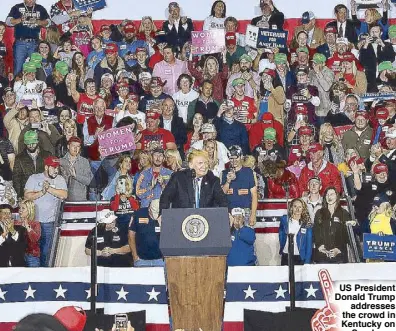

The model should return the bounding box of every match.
[160,208,231,331]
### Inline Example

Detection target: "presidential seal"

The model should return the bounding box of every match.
[182,215,209,242]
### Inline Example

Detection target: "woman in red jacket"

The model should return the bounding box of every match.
[262,160,300,199]
[188,52,229,103]
[15,199,41,267]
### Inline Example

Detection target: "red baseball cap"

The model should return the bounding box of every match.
[324,26,337,34]
[100,25,110,33]
[261,112,274,124]
[355,110,369,120]
[124,22,136,33]
[68,136,82,145]
[341,52,355,63]
[373,163,388,174]
[146,112,161,120]
[225,32,236,46]
[263,68,276,78]
[295,104,308,115]
[376,107,389,120]
[43,87,55,96]
[105,43,118,54]
[54,306,86,331]
[308,143,323,153]
[44,156,60,168]
[128,93,139,102]
[348,156,365,168]
[116,82,129,91]
[298,126,312,136]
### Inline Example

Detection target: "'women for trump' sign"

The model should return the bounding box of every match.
[98,125,136,157]
[191,30,225,55]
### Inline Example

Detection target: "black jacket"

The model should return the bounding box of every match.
[0,224,27,267]
[162,18,194,49]
[326,20,358,43]
[160,168,228,212]
[13,148,51,198]
[359,42,395,92]
[160,115,187,155]
[251,11,285,30]
[313,205,350,264]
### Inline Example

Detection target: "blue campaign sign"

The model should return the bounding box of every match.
[363,233,396,261]
[73,0,107,11]
[256,29,288,49]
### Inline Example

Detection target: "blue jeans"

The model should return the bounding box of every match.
[134,258,165,267]
[40,222,55,267]
[25,254,40,267]
[13,40,38,75]
[316,116,326,128]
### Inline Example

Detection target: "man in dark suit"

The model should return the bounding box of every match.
[160,149,228,211]
[359,24,396,92]
[159,97,187,158]
[161,2,194,52]
[251,1,284,30]
[0,204,27,267]
[326,4,357,43]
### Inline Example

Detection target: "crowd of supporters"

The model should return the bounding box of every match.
[0,0,395,268]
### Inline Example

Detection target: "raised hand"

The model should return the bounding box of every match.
[311,269,341,331]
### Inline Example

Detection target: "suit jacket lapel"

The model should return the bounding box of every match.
[199,175,210,207]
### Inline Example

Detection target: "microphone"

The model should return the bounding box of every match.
[191,169,196,179]
[191,169,197,209]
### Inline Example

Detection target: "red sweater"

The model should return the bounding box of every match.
[87,115,113,161]
[299,160,342,195]
[14,220,41,257]
[248,113,284,150]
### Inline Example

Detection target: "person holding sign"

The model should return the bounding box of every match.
[351,0,390,41]
[251,0,284,31]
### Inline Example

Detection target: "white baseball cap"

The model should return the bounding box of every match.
[231,208,245,216]
[97,209,117,224]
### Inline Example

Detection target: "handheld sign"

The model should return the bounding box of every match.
[98,124,136,157]
[191,30,225,55]
[363,233,396,261]
[72,0,107,12]
[257,29,288,49]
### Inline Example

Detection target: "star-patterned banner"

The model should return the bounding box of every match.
[223,262,396,327]
[0,267,169,325]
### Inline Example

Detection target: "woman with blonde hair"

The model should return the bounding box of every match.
[336,58,367,95]
[165,149,183,172]
[203,139,222,177]
[188,54,228,103]
[367,194,394,236]
[55,118,79,158]
[278,198,313,265]
[319,122,345,166]
[132,150,152,194]
[15,199,41,267]
[102,154,133,200]
[351,0,390,40]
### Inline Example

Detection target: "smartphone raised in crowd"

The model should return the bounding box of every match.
[114,313,128,331]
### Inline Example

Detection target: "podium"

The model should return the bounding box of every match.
[160,208,231,331]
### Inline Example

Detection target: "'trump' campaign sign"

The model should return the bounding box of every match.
[98,124,136,157]
[191,30,225,55]
[363,233,396,261]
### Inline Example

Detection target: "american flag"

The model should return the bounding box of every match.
[0,267,169,331]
